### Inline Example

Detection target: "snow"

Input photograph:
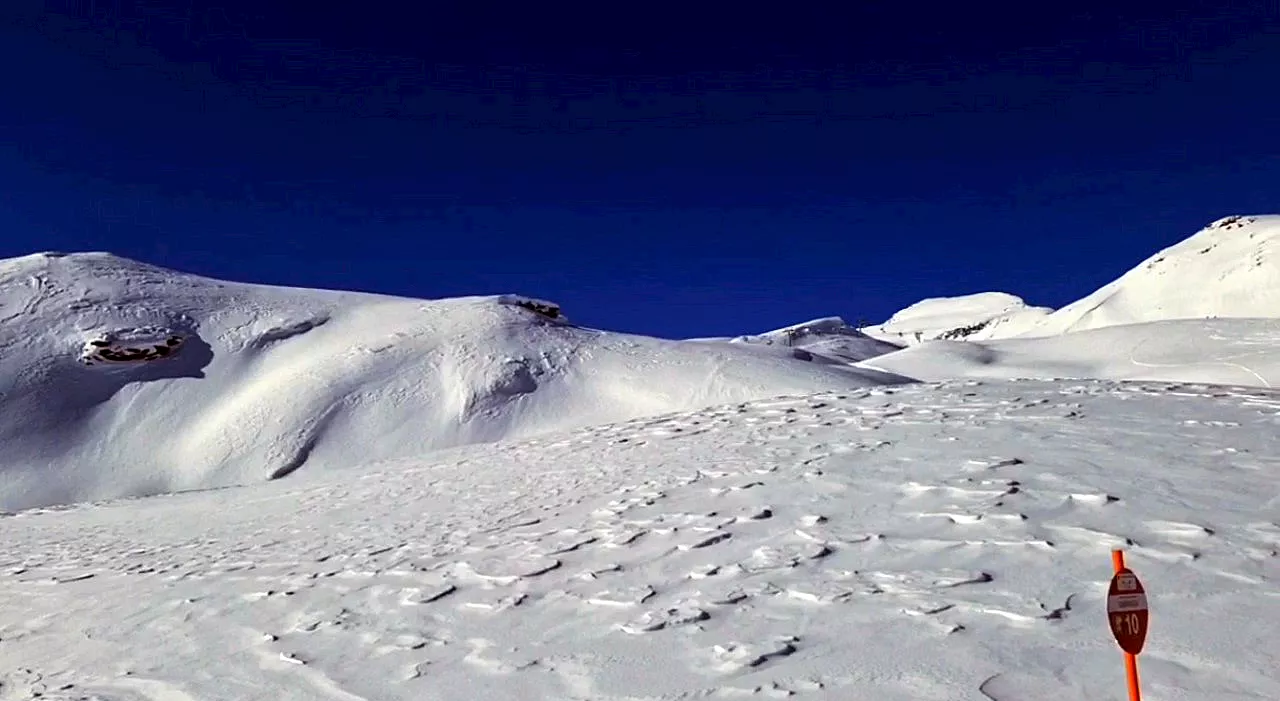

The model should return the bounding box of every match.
[1,215,1280,701]
[859,318,1280,388]
[699,316,905,364]
[862,215,1280,344]
[1,380,1277,700]
[860,292,1054,345]
[1014,215,1280,337]
[0,252,902,512]
[851,215,1280,387]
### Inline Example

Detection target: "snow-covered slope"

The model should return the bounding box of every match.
[2,379,1277,700]
[0,252,904,511]
[861,292,1054,344]
[862,215,1280,345]
[3,217,1280,700]
[704,316,904,364]
[859,318,1280,388]
[1017,215,1280,337]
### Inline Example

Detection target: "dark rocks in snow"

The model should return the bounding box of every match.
[497,294,563,320]
[80,333,186,365]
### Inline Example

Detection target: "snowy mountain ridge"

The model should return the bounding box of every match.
[859,214,1280,343]
[1017,214,1280,336]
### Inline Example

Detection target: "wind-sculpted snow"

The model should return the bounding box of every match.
[0,380,1277,700]
[0,252,903,510]
[2,381,1280,695]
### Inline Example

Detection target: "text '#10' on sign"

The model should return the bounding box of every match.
[1107,566,1150,655]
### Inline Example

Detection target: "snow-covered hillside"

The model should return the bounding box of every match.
[849,215,1280,387]
[0,252,904,511]
[860,292,1054,345]
[2,379,1277,700]
[1014,215,1280,336]
[865,215,1280,346]
[861,215,1280,345]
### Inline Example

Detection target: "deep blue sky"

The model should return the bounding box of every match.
[1,1,1278,337]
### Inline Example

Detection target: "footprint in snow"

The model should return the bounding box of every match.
[458,555,561,584]
[677,530,732,550]
[463,639,538,675]
[583,584,656,607]
[739,543,831,572]
[782,578,866,604]
[618,601,710,634]
[859,569,994,595]
[461,593,529,613]
[705,636,800,673]
[400,582,457,605]
[1146,519,1216,544]
[538,531,598,555]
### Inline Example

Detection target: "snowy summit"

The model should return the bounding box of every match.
[0,216,1277,701]
[859,292,1053,345]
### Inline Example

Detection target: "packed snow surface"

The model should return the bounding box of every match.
[1,380,1277,700]
[0,252,902,511]
[860,318,1280,389]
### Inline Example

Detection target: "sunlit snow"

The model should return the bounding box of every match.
[0,216,1277,700]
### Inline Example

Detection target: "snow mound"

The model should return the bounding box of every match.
[1018,215,1280,336]
[859,318,1280,388]
[720,316,903,364]
[0,252,905,511]
[861,292,1054,344]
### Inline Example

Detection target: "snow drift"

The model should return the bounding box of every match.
[0,252,904,511]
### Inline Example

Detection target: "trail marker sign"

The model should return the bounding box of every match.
[1107,567,1149,655]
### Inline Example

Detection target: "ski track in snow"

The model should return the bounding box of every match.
[1127,330,1276,389]
[1,380,1277,701]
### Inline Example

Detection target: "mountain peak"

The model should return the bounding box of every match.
[1012,214,1280,337]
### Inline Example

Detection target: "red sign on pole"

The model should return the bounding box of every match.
[1107,566,1150,655]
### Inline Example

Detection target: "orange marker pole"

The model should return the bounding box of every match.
[1112,549,1143,701]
